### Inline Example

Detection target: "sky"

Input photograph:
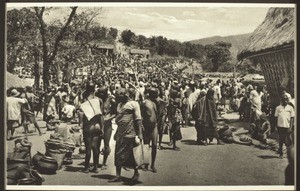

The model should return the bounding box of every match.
[6,3,294,42]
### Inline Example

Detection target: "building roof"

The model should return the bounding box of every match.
[130,49,150,55]
[238,8,295,60]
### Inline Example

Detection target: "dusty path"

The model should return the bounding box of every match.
[6,118,288,186]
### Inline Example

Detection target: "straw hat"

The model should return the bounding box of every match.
[10,89,20,97]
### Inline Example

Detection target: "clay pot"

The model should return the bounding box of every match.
[37,156,58,174]
[32,152,44,169]
[79,145,86,154]
[46,149,67,169]
[29,169,44,184]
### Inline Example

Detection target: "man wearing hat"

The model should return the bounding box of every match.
[6,89,28,140]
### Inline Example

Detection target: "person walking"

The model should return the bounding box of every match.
[141,87,159,173]
[168,98,183,151]
[109,88,143,183]
[95,86,117,169]
[6,89,27,140]
[20,87,43,136]
[157,86,168,150]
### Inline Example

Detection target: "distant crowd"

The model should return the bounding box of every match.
[6,54,295,184]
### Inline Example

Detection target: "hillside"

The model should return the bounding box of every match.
[188,33,252,60]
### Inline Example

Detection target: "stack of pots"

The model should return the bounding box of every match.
[32,151,58,174]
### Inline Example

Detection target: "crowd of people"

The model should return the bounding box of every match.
[6,54,295,184]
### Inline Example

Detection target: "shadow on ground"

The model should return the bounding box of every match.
[90,174,142,185]
[64,165,83,172]
[181,139,198,145]
[257,155,280,159]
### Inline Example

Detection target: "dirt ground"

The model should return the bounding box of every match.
[6,113,290,187]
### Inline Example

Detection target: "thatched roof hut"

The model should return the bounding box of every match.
[237,7,295,108]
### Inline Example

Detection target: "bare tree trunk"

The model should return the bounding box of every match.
[34,6,77,90]
[33,52,40,89]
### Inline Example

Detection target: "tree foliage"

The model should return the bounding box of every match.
[121,29,136,46]
[205,41,232,72]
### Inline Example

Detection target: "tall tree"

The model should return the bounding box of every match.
[121,29,136,46]
[34,6,77,88]
[136,35,147,49]
[205,41,232,72]
[108,27,118,40]
[7,8,39,73]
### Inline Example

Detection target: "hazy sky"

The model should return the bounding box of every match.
[7,3,293,42]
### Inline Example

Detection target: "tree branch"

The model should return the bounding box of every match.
[49,6,77,62]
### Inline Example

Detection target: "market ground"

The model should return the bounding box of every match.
[6,112,289,186]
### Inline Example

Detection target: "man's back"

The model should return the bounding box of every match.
[7,97,26,120]
[141,99,157,127]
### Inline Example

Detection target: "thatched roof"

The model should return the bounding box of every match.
[238,8,295,60]
[130,49,150,55]
[6,71,34,89]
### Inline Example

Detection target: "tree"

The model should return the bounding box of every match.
[205,41,232,72]
[135,35,147,49]
[7,8,39,73]
[155,36,168,55]
[108,27,118,40]
[165,39,181,57]
[121,29,136,46]
[34,6,77,88]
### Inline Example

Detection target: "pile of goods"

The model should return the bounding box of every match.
[217,121,235,143]
[32,123,78,175]
[7,138,45,185]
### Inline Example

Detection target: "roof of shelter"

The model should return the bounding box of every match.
[237,8,295,60]
[130,49,150,55]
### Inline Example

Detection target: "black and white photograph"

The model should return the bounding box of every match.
[4,2,296,190]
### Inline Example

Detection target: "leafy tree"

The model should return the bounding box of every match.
[136,35,148,49]
[165,40,181,57]
[121,29,136,46]
[108,27,118,40]
[205,41,232,72]
[34,6,78,88]
[155,36,168,55]
[7,8,39,73]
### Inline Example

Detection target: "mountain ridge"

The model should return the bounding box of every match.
[188,33,252,59]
